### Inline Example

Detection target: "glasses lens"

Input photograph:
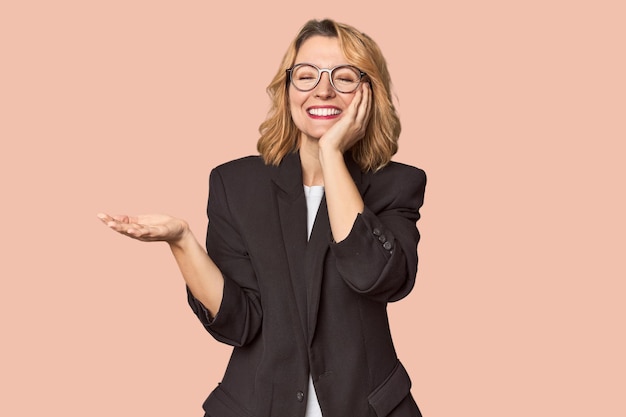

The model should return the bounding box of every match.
[291,64,319,91]
[332,66,361,93]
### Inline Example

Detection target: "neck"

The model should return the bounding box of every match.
[299,135,324,186]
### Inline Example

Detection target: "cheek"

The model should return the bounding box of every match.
[342,94,356,108]
[290,110,306,133]
[288,91,307,126]
[288,88,306,109]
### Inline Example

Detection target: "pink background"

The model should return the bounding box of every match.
[2,1,624,416]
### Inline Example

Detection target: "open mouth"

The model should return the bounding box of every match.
[307,107,342,117]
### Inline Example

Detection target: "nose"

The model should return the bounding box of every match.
[313,72,335,98]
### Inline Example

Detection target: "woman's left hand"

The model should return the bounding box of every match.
[316,82,370,241]
[319,82,372,153]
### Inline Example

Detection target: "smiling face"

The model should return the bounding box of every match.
[289,35,358,145]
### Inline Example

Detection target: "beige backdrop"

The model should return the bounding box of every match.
[1,1,624,416]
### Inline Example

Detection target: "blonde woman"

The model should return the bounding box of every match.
[99,19,426,417]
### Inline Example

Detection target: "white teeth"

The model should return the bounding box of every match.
[308,108,341,116]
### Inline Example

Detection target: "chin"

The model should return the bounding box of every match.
[307,123,338,139]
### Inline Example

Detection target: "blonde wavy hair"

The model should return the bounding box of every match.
[257,19,401,172]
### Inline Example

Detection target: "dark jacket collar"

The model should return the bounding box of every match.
[271,150,370,197]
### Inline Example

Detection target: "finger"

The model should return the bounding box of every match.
[105,220,132,233]
[356,83,371,123]
[111,214,136,224]
[105,217,143,234]
[129,223,170,240]
[363,83,374,129]
[345,84,369,140]
[338,87,361,124]
[126,226,148,238]
[97,213,112,224]
[352,86,365,117]
[364,82,372,114]
[98,214,125,225]
[97,213,132,227]
[122,224,155,241]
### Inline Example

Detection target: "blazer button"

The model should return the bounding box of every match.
[383,241,392,251]
[378,234,387,243]
[296,391,304,402]
[373,228,382,236]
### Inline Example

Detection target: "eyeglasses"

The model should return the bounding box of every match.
[286,63,366,94]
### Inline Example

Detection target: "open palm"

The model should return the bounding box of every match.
[97,213,189,243]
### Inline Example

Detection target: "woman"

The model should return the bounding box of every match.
[99,19,426,417]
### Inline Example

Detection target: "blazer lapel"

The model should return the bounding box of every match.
[304,197,330,344]
[272,152,310,337]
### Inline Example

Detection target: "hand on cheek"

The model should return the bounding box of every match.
[319,82,372,154]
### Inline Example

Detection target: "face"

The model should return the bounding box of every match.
[289,36,358,143]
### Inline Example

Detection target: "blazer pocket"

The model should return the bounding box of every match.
[367,360,412,416]
[203,385,254,417]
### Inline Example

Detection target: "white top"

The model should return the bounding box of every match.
[304,185,325,417]
[305,185,325,238]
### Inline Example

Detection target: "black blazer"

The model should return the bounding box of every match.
[188,151,426,417]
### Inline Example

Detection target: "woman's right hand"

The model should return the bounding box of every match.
[97,213,190,244]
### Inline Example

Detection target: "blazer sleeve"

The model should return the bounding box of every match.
[329,165,426,303]
[187,168,262,347]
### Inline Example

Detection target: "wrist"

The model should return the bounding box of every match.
[168,222,193,249]
[318,144,345,166]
